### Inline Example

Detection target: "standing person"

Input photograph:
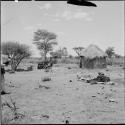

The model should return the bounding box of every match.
[1,54,10,95]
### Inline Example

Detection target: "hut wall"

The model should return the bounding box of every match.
[81,57,107,69]
[83,58,94,69]
[93,57,107,68]
[79,56,83,68]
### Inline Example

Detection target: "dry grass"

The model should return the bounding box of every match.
[2,97,25,123]
[2,60,125,124]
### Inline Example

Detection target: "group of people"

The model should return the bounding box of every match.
[1,54,11,95]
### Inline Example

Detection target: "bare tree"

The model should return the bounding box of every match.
[1,41,31,71]
[33,29,57,62]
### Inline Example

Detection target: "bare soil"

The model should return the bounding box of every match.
[1,64,125,124]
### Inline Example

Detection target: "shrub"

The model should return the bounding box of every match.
[2,41,31,71]
[42,77,51,82]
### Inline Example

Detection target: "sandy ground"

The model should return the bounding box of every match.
[1,64,125,124]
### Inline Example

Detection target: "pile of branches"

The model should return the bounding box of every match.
[87,72,110,84]
[77,72,110,84]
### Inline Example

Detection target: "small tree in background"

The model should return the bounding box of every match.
[1,41,31,71]
[73,47,84,56]
[33,29,57,62]
[73,47,84,68]
[105,47,115,65]
[105,47,115,58]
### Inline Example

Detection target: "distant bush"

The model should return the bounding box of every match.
[57,57,79,64]
[42,77,51,82]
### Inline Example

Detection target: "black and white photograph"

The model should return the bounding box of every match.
[1,0,125,124]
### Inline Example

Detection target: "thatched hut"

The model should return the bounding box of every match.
[80,44,107,69]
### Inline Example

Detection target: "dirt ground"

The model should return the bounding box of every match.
[1,64,125,124]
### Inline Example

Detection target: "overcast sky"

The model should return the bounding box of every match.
[1,1,124,57]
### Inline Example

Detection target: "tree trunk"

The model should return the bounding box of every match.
[10,59,18,72]
[11,63,17,72]
[44,52,47,62]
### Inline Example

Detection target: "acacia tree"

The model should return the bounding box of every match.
[1,41,31,71]
[73,47,84,56]
[33,29,57,62]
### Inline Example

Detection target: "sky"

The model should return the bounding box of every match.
[1,1,124,57]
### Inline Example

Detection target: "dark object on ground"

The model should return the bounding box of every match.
[42,77,51,82]
[68,67,72,69]
[86,72,110,84]
[41,114,49,119]
[69,80,72,82]
[109,98,117,103]
[37,61,53,69]
[1,91,11,95]
[65,120,69,124]
[67,0,97,7]
[94,72,110,82]
[92,95,96,97]
[39,85,50,89]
